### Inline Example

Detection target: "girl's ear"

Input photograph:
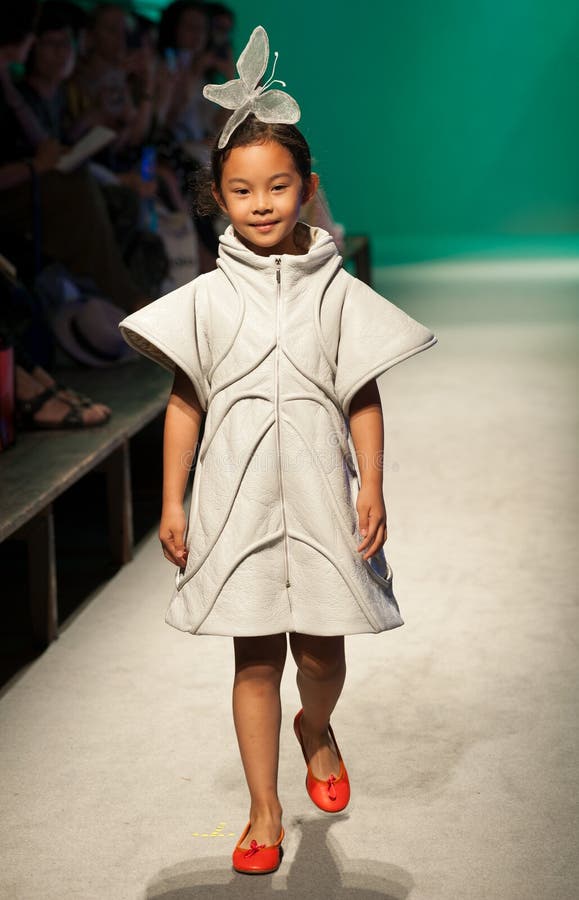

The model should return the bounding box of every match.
[211,182,228,215]
[302,172,320,206]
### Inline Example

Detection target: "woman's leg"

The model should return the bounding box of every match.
[289,633,346,780]
[232,632,287,848]
[37,170,147,312]
[14,365,109,426]
[0,170,146,312]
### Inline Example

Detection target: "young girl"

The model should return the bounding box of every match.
[118,26,437,876]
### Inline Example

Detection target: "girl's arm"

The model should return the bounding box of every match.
[159,366,205,567]
[348,378,388,561]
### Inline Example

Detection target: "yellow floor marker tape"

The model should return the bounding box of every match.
[192,822,236,838]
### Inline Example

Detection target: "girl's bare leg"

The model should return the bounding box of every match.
[289,633,346,780]
[232,633,287,848]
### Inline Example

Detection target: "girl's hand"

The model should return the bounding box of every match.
[159,502,189,567]
[356,485,387,561]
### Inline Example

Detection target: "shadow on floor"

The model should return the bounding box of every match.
[146,816,412,900]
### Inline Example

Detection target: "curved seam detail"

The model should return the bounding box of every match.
[287,530,384,631]
[199,391,273,464]
[207,340,277,406]
[281,391,350,436]
[281,412,359,539]
[118,323,208,413]
[281,343,345,420]
[312,256,343,376]
[282,414,393,596]
[279,397,352,468]
[175,413,276,590]
[341,334,439,417]
[190,529,286,632]
[208,265,246,379]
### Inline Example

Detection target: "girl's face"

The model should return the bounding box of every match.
[213,140,319,257]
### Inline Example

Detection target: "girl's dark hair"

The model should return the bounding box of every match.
[194,114,312,216]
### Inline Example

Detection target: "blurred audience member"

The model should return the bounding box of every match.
[0,0,148,312]
[157,1,226,153]
[15,2,168,299]
[18,2,78,139]
[204,2,235,84]
[66,3,155,171]
[154,1,238,270]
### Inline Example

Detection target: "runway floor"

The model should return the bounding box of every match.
[1,258,577,899]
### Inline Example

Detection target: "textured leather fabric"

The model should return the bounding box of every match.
[118,224,438,636]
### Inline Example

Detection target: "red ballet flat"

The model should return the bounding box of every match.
[232,821,285,875]
[293,708,350,813]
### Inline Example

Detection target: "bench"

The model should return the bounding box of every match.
[0,358,172,648]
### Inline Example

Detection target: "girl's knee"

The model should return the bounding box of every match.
[234,633,287,678]
[290,633,346,681]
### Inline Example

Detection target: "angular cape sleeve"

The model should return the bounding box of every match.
[118,279,210,411]
[334,277,438,418]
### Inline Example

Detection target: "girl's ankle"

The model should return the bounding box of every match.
[249,802,283,822]
[300,712,329,739]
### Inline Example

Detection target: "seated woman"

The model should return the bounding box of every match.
[1,204,111,430]
[156,0,228,155]
[0,1,139,430]
[65,4,183,210]
[0,3,149,314]
[18,2,170,298]
[14,361,111,430]
[153,0,235,271]
[65,3,153,165]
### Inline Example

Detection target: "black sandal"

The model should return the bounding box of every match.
[29,367,96,409]
[53,381,96,408]
[15,385,111,431]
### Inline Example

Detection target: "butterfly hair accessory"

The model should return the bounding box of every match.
[203,25,301,149]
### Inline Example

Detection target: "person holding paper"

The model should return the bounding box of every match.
[0,1,149,313]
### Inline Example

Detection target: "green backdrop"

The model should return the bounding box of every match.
[80,1,579,263]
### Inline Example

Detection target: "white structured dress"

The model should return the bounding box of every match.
[118,224,438,637]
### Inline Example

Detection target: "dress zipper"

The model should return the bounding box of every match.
[274,257,291,589]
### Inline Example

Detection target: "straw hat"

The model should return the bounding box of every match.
[52,296,138,368]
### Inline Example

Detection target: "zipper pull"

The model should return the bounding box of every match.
[275,257,281,283]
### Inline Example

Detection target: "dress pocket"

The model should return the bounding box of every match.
[350,469,394,590]
[173,461,203,591]
[362,552,394,589]
[175,564,187,591]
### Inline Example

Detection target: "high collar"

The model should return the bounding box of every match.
[217,223,340,281]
